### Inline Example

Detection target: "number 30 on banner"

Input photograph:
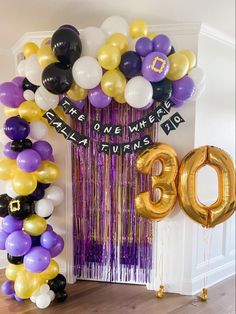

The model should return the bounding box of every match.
[135,143,236,228]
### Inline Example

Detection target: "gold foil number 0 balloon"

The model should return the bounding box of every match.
[178,146,236,228]
[135,143,178,220]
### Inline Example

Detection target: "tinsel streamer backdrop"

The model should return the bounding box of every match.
[72,101,157,283]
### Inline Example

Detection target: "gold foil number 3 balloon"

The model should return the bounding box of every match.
[178,146,236,228]
[135,143,178,220]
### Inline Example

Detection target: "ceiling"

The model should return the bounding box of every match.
[0,0,235,51]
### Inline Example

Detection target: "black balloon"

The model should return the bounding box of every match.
[51,28,82,66]
[48,274,67,293]
[7,254,24,265]
[42,62,73,95]
[59,24,80,35]
[168,46,176,56]
[29,185,45,201]
[119,51,142,79]
[31,236,41,247]
[0,194,12,218]
[56,290,68,302]
[38,183,51,190]
[8,196,34,220]
[22,78,39,93]
[152,79,172,102]
[22,139,32,149]
[10,140,24,152]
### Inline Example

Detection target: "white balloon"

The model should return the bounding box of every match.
[125,76,153,108]
[5,181,19,198]
[35,85,59,111]
[188,67,205,86]
[72,56,102,89]
[30,289,41,303]
[30,121,48,140]
[35,199,54,218]
[17,59,26,76]
[44,185,64,207]
[48,290,55,302]
[40,284,50,294]
[36,293,51,309]
[23,89,35,101]
[191,80,206,101]
[101,16,129,36]
[81,27,107,57]
[25,55,42,86]
[0,128,9,145]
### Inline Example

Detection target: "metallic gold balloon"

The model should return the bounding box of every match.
[18,100,42,122]
[36,160,60,184]
[23,42,39,58]
[4,107,19,118]
[178,146,236,228]
[5,264,24,281]
[23,214,47,236]
[107,33,128,54]
[37,44,58,68]
[200,288,208,301]
[166,52,189,81]
[0,158,17,180]
[135,143,178,220]
[129,19,148,38]
[41,259,59,280]
[14,269,41,299]
[97,44,121,70]
[12,170,37,196]
[114,92,126,104]
[147,32,158,40]
[67,81,88,101]
[54,107,66,122]
[156,285,165,298]
[179,50,196,71]
[101,69,126,97]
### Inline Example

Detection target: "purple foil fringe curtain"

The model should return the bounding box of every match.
[71,100,157,284]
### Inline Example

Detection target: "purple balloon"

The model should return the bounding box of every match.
[11,77,24,89]
[24,246,51,273]
[153,34,171,55]
[72,98,86,110]
[40,230,58,249]
[32,140,53,160]
[1,280,14,295]
[172,76,195,101]
[88,85,111,109]
[14,294,24,302]
[16,149,42,172]
[0,82,24,108]
[3,142,18,159]
[49,235,64,257]
[5,231,32,257]
[2,215,23,234]
[170,95,184,108]
[142,52,170,82]
[46,224,53,232]
[135,37,153,57]
[31,236,41,247]
[0,230,9,250]
[4,116,30,141]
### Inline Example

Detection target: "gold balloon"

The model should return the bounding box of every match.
[5,264,24,281]
[36,160,60,184]
[179,50,196,71]
[101,69,126,97]
[135,143,178,220]
[18,100,42,122]
[114,92,126,104]
[12,170,37,196]
[0,158,17,180]
[37,44,58,69]
[23,214,47,236]
[97,44,121,70]
[178,146,236,228]
[129,19,148,38]
[166,52,190,81]
[41,259,59,280]
[147,32,158,40]
[14,269,41,299]
[23,42,39,58]
[4,107,19,118]
[67,82,88,101]
[107,33,128,54]
[54,107,66,122]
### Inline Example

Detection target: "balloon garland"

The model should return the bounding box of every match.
[0,16,209,309]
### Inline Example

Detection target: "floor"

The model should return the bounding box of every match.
[0,272,235,314]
